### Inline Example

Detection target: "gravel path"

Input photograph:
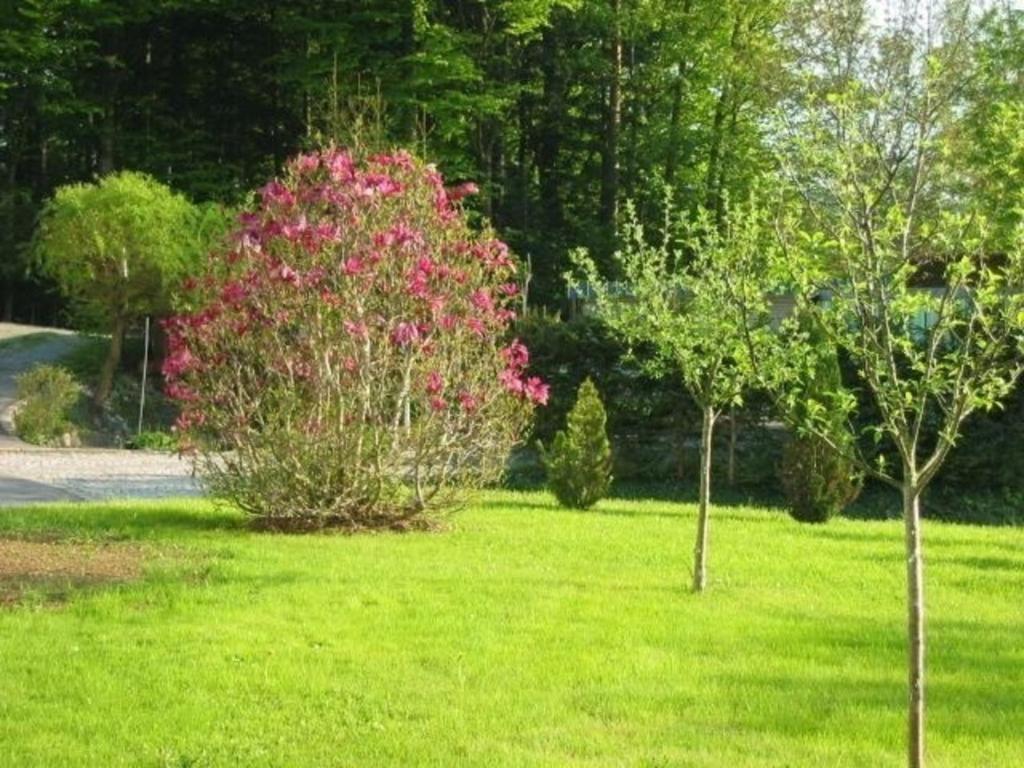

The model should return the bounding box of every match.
[0,449,202,505]
[1,323,204,505]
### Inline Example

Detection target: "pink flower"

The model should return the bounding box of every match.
[374,223,422,249]
[429,396,447,412]
[326,151,355,182]
[446,181,479,202]
[342,356,358,372]
[165,381,198,402]
[220,281,248,305]
[425,371,444,395]
[359,172,403,197]
[260,180,295,208]
[458,391,479,412]
[293,153,320,174]
[305,267,326,286]
[470,289,494,313]
[524,376,550,405]
[174,409,206,429]
[162,348,195,379]
[281,215,308,242]
[342,257,364,276]
[344,320,369,340]
[273,264,301,286]
[407,271,430,299]
[502,340,529,369]
[370,150,415,170]
[499,282,519,297]
[391,321,421,347]
[499,368,525,395]
[315,222,341,242]
[466,317,486,337]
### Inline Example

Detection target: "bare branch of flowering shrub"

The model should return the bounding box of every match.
[163,148,547,531]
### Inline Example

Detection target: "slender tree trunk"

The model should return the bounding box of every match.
[537,25,565,232]
[600,0,622,230]
[704,16,741,216]
[94,316,127,408]
[693,405,716,593]
[727,407,737,488]
[904,476,925,768]
[664,0,693,188]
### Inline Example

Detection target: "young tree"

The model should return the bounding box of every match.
[765,3,1024,765]
[540,377,613,509]
[33,171,203,406]
[572,196,771,591]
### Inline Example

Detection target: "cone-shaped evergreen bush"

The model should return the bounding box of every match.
[540,378,612,509]
[779,326,861,523]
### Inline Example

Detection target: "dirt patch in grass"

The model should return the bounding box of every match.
[0,537,146,606]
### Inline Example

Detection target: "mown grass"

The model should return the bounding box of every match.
[0,491,1021,767]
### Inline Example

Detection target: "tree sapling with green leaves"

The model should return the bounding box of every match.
[33,171,205,407]
[571,195,772,592]
[763,3,1024,764]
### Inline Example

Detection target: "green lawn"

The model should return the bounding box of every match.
[0,491,1021,767]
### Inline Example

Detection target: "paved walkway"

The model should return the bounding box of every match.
[0,450,202,506]
[0,475,82,505]
[0,323,203,506]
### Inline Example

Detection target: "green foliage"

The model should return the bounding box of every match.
[127,430,179,452]
[779,437,861,523]
[540,378,613,509]
[776,323,861,523]
[767,4,1024,495]
[570,195,772,416]
[33,171,203,329]
[13,364,81,445]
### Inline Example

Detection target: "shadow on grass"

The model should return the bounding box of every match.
[0,500,247,542]
[711,613,1023,744]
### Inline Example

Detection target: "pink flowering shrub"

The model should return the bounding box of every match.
[164,148,546,530]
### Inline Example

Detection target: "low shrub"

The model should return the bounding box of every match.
[165,147,546,530]
[13,365,81,445]
[777,325,861,523]
[779,435,860,523]
[127,430,179,451]
[540,378,612,509]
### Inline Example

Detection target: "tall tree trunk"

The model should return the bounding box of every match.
[665,75,684,189]
[704,15,741,216]
[600,0,622,231]
[94,316,127,408]
[727,407,737,488]
[537,25,565,232]
[664,0,693,189]
[693,404,716,593]
[903,476,925,768]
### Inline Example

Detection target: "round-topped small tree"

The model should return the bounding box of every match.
[164,148,547,530]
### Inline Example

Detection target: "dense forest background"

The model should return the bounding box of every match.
[3,0,1024,502]
[2,0,793,321]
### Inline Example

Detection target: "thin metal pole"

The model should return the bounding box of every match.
[137,316,150,436]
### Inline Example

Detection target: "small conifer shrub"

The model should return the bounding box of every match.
[540,378,612,509]
[778,326,861,523]
[779,435,860,523]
